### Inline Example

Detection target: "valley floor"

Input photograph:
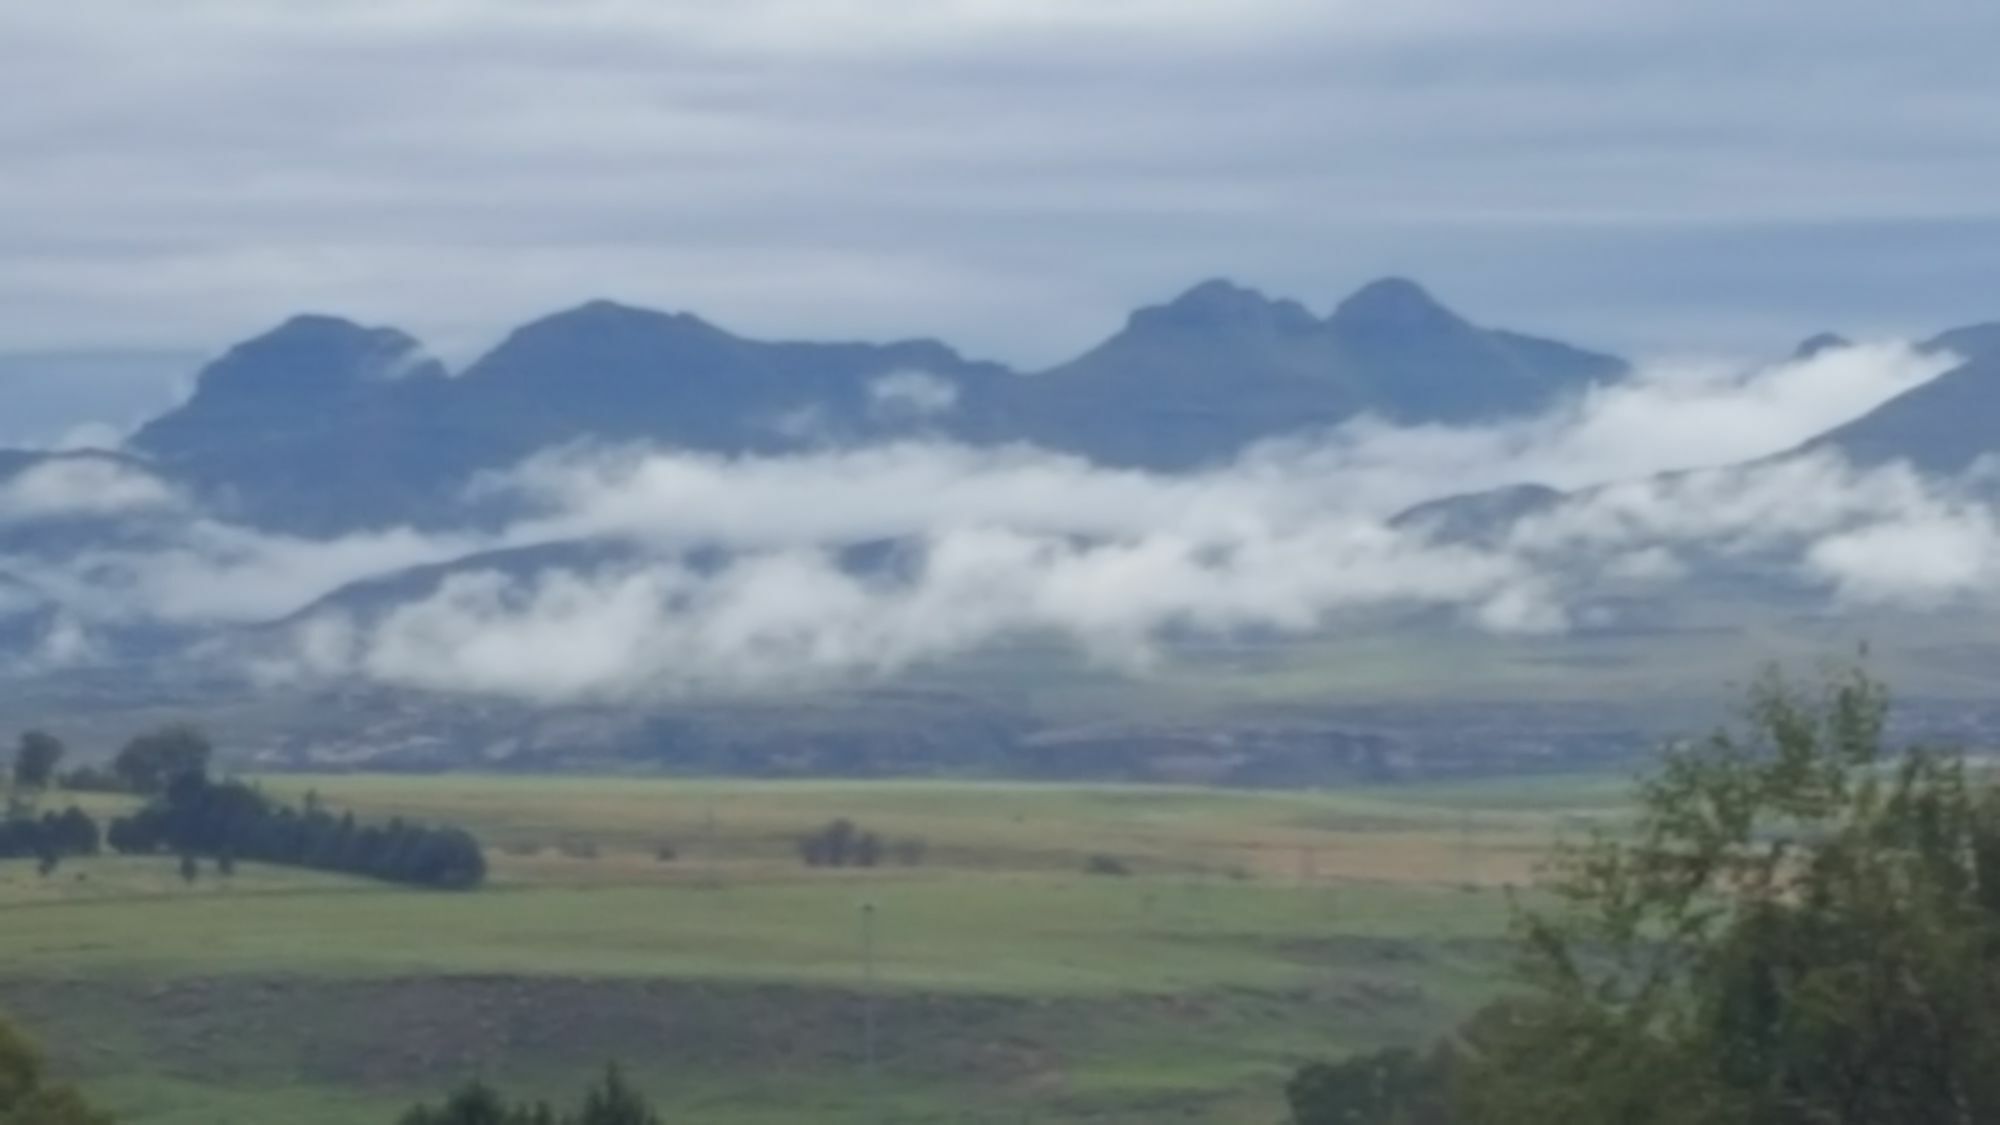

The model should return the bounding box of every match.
[0,775,1617,1124]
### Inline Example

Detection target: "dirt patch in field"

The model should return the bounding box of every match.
[0,973,1298,1098]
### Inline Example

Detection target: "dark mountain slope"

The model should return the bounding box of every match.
[129,315,459,531]
[1808,351,2000,474]
[450,300,1010,460]
[1008,277,1626,469]
[114,280,1628,531]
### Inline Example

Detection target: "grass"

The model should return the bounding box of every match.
[0,773,1620,1125]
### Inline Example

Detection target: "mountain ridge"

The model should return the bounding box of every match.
[112,277,1633,531]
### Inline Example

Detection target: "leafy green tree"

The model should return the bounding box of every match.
[11,732,63,792]
[1459,668,2000,1125]
[0,1012,115,1124]
[111,725,211,795]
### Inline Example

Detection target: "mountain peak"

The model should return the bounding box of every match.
[1792,332,1853,360]
[1132,278,1317,334]
[128,314,443,470]
[551,298,681,322]
[269,312,368,334]
[549,298,719,326]
[1329,277,1463,332]
[243,314,430,362]
[501,299,732,351]
[199,315,438,392]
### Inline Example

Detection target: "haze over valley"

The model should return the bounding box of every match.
[5,277,1998,778]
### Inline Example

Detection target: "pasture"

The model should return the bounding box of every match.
[0,774,1621,1124]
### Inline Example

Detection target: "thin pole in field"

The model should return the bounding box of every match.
[861,899,879,1120]
[1458,810,1473,888]
[703,798,717,889]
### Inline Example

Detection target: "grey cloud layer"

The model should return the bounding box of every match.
[5,2,2000,363]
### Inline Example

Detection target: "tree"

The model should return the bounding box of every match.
[0,1012,116,1124]
[11,731,63,791]
[178,852,199,885]
[572,1065,660,1125]
[397,1067,657,1125]
[396,1079,544,1125]
[1289,1044,1457,1125]
[852,832,882,869]
[112,724,211,794]
[1456,668,2000,1125]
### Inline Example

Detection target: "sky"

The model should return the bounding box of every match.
[5,0,2000,380]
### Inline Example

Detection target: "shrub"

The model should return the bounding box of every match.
[1085,854,1132,877]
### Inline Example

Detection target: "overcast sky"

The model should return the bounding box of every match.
[6,1,2000,368]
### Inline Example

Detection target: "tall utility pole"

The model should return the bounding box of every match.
[861,900,879,1121]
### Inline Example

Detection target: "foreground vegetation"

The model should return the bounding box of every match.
[1290,668,2000,1124]
[0,1013,113,1124]
[24,667,1995,1124]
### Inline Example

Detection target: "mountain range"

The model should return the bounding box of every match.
[4,275,2000,770]
[94,277,1623,532]
[0,276,1992,588]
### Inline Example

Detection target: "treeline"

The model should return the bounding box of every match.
[1288,669,2000,1125]
[398,1065,660,1125]
[8,724,487,890]
[108,776,487,890]
[0,806,99,870]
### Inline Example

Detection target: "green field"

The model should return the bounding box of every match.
[0,775,1619,1124]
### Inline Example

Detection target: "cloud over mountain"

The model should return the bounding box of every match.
[0,282,1989,705]
[111,340,2000,698]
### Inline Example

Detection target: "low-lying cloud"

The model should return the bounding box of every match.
[1,339,1992,701]
[0,456,182,522]
[1240,339,1953,513]
[868,370,960,420]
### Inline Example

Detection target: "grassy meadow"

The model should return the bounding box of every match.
[0,774,1626,1125]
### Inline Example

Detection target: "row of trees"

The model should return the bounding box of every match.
[5,722,488,889]
[796,817,925,868]
[108,775,487,890]
[0,806,99,866]
[397,1065,661,1125]
[1289,668,2000,1125]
